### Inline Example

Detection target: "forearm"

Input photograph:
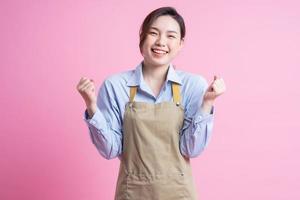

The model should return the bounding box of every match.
[179,107,214,158]
[200,100,214,114]
[88,126,122,160]
[83,108,122,159]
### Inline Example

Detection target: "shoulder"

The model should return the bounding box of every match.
[100,69,135,91]
[176,70,208,90]
[175,70,209,112]
[97,69,134,107]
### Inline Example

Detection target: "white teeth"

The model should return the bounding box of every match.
[152,49,167,54]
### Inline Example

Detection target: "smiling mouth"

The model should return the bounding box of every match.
[151,48,168,55]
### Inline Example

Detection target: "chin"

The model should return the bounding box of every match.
[147,59,170,68]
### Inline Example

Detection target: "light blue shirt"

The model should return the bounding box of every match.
[83,61,214,160]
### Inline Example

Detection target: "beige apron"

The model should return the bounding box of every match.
[114,83,197,200]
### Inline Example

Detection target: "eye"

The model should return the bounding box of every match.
[168,35,176,39]
[149,31,157,36]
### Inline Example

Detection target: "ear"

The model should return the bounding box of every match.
[179,38,185,50]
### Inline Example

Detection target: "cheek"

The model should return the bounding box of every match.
[140,43,149,56]
[169,42,182,52]
[144,37,154,46]
[141,39,154,52]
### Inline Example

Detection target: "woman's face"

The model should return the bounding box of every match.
[141,15,184,68]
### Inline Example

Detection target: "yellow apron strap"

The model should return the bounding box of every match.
[129,86,138,103]
[171,83,181,105]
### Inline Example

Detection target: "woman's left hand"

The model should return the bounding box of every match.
[203,75,226,105]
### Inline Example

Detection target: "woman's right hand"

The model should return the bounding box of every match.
[77,77,97,118]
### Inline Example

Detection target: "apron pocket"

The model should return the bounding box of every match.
[126,173,190,200]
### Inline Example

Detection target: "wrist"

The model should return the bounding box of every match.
[86,103,97,119]
[202,99,214,107]
[201,100,214,114]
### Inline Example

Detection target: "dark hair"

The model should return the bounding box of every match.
[139,7,186,53]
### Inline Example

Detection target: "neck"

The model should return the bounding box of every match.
[142,61,169,83]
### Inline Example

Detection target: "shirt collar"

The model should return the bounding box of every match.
[126,61,182,87]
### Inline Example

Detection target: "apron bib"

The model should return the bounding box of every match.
[114,83,197,200]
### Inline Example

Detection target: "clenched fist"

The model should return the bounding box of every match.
[204,75,226,102]
[201,75,226,113]
[77,77,97,118]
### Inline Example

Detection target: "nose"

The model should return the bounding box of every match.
[155,36,166,47]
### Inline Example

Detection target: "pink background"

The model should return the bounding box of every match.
[1,0,299,199]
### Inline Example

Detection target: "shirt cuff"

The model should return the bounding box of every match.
[82,107,106,132]
[193,106,214,124]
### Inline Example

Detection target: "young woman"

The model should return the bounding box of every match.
[77,6,226,200]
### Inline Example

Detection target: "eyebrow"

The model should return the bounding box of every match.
[149,27,178,34]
